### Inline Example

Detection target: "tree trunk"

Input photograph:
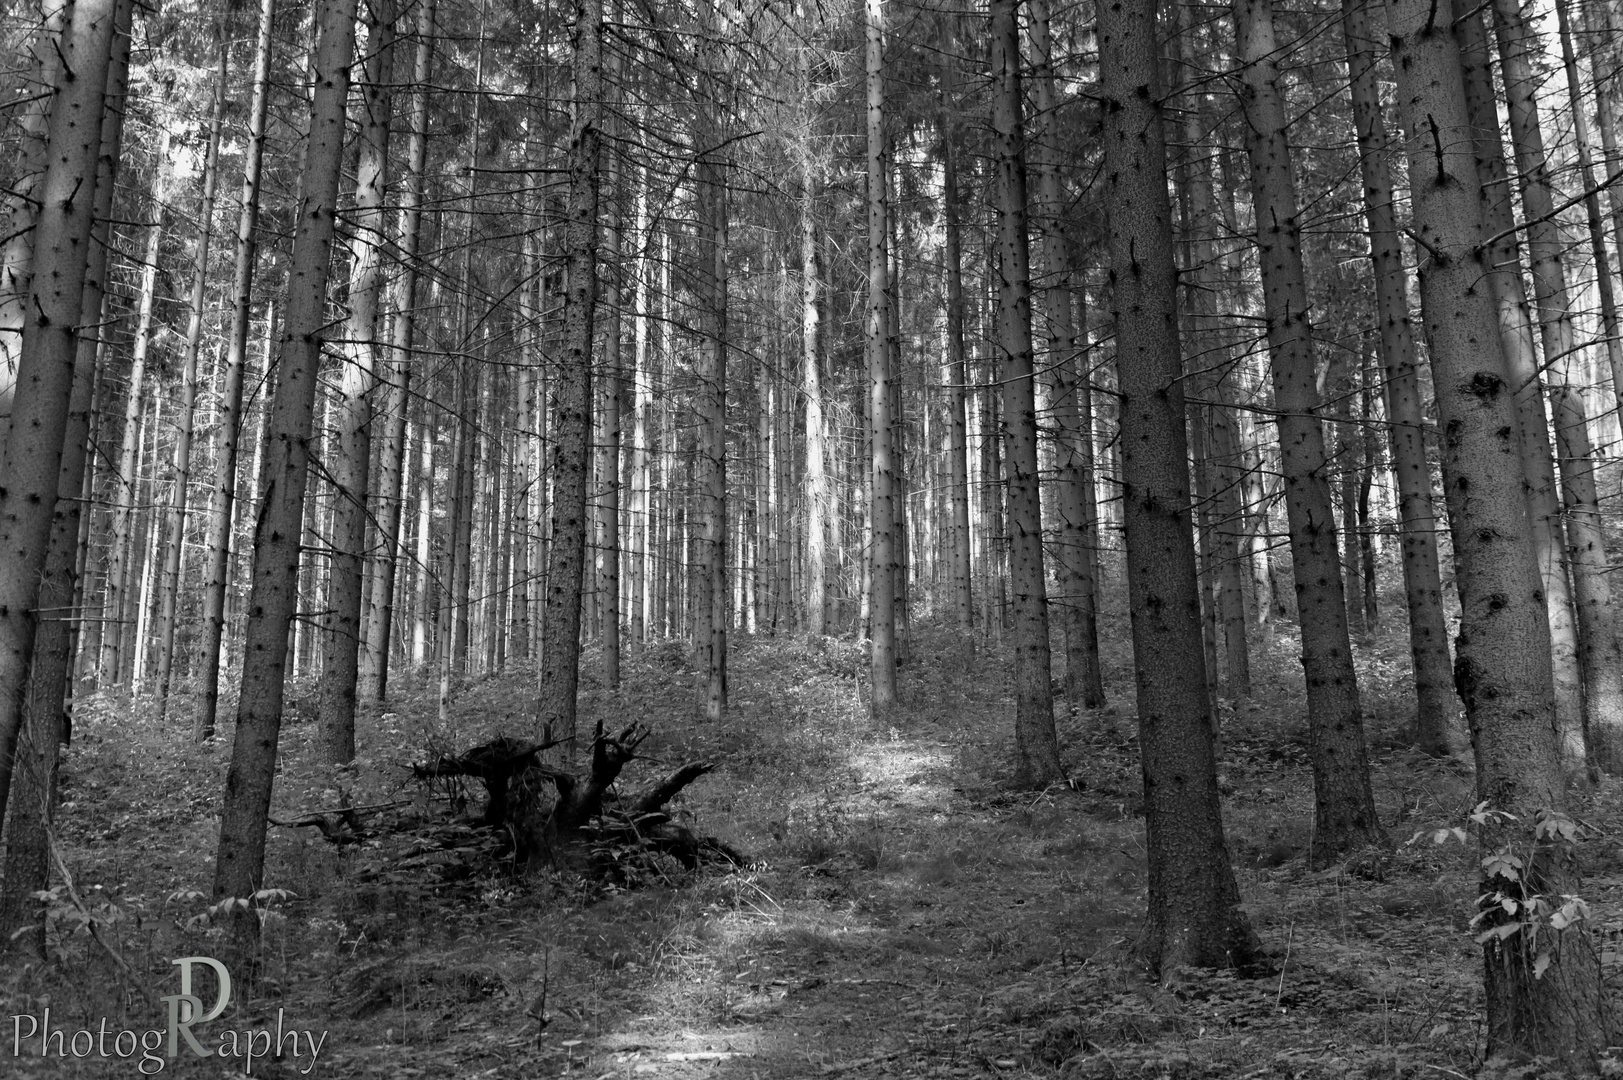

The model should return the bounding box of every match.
[1386,0,1610,1063]
[0,0,70,467]
[990,0,1061,786]
[1098,0,1260,972]
[802,129,829,636]
[362,0,432,701]
[98,167,166,689]
[697,120,728,721]
[936,26,974,633]
[194,0,276,741]
[212,0,358,959]
[864,0,897,712]
[1174,24,1250,702]
[0,0,120,833]
[536,0,600,754]
[0,0,130,951]
[1341,0,1456,754]
[1234,0,1384,864]
[319,0,395,761]
[598,150,622,691]
[154,47,227,709]
[1554,0,1623,402]
[1452,1,1588,768]
[1491,0,1623,773]
[1030,0,1104,709]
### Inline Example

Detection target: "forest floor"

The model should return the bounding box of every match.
[6,605,1623,1079]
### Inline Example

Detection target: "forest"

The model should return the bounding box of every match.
[0,0,1622,1074]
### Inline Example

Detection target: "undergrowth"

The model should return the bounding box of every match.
[1,597,1619,1078]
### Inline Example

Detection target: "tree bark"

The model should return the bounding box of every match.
[318,0,395,761]
[1386,0,1609,1062]
[1098,0,1261,973]
[1341,0,1456,754]
[0,0,70,467]
[536,0,600,753]
[1031,0,1104,709]
[0,0,130,952]
[991,0,1061,786]
[212,0,358,959]
[362,0,432,701]
[154,46,227,709]
[1490,0,1623,773]
[936,25,974,633]
[0,0,120,834]
[864,0,897,712]
[1233,0,1384,864]
[98,162,166,689]
[193,0,276,741]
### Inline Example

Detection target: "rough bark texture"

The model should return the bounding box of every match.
[0,5,128,951]
[1387,0,1609,1063]
[864,0,896,711]
[320,0,395,761]
[991,0,1061,786]
[697,130,728,721]
[1031,0,1104,709]
[1341,0,1456,754]
[536,0,600,753]
[1453,1,1588,769]
[0,0,119,833]
[1490,0,1622,774]
[1097,0,1261,973]
[363,0,433,701]
[211,0,358,960]
[1234,0,1384,865]
[1174,25,1250,702]
[0,0,69,464]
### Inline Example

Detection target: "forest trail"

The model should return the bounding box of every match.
[10,622,1620,1078]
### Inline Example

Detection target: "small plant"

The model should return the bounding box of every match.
[1409,803,1590,979]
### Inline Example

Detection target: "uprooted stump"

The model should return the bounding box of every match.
[413,724,744,874]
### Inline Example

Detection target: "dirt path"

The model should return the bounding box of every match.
[14,625,1617,1078]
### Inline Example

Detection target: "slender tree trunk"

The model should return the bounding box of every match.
[1341,0,1456,754]
[801,130,829,635]
[154,48,227,709]
[536,0,600,752]
[212,0,358,958]
[1097,0,1261,972]
[1554,0,1623,400]
[194,0,276,740]
[1234,0,1384,864]
[864,0,897,711]
[1387,0,1609,1062]
[598,151,622,691]
[363,0,431,700]
[1031,0,1104,708]
[319,0,394,761]
[1491,0,1623,771]
[937,36,974,633]
[1175,29,1250,701]
[991,0,1061,786]
[99,175,166,689]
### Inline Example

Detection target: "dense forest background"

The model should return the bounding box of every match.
[1,0,1623,1074]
